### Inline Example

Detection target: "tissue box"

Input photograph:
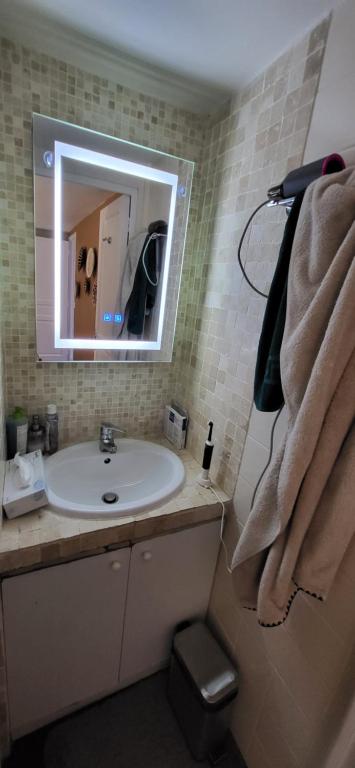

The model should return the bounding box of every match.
[3,450,48,519]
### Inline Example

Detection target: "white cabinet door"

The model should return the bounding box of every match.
[119,520,220,686]
[2,548,130,738]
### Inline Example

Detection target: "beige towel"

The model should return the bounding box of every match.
[231,168,355,626]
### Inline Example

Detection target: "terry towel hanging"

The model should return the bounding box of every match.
[231,167,355,626]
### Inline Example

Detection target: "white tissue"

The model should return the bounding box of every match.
[3,450,48,518]
[13,452,34,488]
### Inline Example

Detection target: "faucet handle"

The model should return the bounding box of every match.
[100,422,126,435]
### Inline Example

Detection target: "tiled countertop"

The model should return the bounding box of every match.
[0,442,229,576]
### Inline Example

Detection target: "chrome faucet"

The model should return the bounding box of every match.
[99,423,126,453]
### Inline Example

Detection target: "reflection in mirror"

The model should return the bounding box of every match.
[33,115,194,362]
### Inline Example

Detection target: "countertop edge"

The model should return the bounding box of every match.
[0,500,231,578]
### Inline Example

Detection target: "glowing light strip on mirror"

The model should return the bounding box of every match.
[54,140,178,350]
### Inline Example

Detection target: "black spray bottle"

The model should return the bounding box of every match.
[197,421,214,488]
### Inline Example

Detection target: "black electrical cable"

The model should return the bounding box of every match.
[237,199,270,298]
[236,201,285,513]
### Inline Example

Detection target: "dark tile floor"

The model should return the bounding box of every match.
[5,672,245,768]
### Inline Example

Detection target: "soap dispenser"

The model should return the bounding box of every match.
[45,404,59,455]
[27,415,46,454]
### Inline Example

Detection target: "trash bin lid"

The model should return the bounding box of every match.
[173,622,238,707]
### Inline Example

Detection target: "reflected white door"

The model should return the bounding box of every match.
[95,195,131,339]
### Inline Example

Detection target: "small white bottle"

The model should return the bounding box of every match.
[27,415,46,454]
[45,404,59,455]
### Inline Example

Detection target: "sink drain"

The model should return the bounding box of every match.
[102,492,119,504]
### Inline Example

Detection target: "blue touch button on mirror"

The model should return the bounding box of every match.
[114,313,123,323]
[103,312,113,322]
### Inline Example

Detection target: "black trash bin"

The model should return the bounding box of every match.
[168,621,238,762]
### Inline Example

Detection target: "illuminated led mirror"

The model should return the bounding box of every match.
[33,114,193,362]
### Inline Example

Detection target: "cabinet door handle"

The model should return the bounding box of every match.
[142,551,152,561]
[111,561,122,571]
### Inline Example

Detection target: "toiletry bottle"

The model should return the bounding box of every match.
[45,404,59,455]
[27,415,46,454]
[6,407,28,459]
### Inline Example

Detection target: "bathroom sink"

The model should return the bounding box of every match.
[45,439,185,519]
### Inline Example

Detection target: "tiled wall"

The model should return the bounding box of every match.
[205,14,355,768]
[0,36,205,445]
[209,406,355,768]
[173,19,330,495]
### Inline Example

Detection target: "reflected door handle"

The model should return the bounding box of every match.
[142,551,152,561]
[102,236,112,244]
[111,561,122,571]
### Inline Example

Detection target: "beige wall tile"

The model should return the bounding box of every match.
[0,35,205,447]
[256,706,299,768]
[260,672,315,766]
[238,435,269,488]
[246,735,273,768]
[260,621,331,728]
[283,593,349,695]
[304,566,355,652]
[233,475,254,526]
[231,674,270,761]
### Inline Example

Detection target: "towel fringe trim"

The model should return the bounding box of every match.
[243,580,324,627]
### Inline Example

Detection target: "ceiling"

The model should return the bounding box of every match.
[0,0,340,112]
[35,177,113,231]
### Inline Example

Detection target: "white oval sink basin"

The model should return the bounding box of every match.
[45,439,185,519]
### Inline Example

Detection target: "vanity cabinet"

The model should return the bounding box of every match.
[119,520,220,685]
[2,548,130,738]
[2,520,220,739]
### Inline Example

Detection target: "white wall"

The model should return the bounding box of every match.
[304,0,355,163]
[232,406,287,525]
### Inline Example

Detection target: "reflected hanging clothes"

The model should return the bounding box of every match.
[127,220,167,335]
[114,220,167,343]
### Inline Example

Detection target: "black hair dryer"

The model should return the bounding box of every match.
[267,153,345,202]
